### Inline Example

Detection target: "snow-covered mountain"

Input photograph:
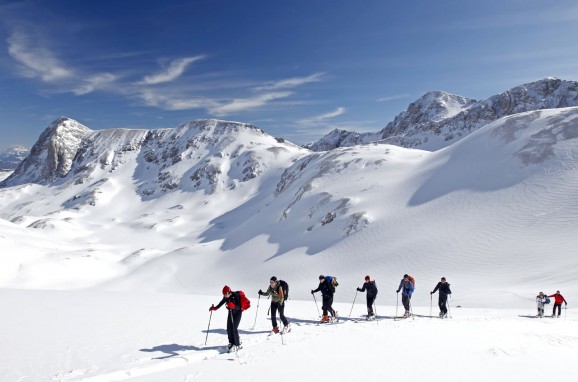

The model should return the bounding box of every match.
[1,105,577,307]
[307,77,578,151]
[0,145,29,170]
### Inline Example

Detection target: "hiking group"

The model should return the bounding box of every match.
[208,274,568,353]
[536,291,568,318]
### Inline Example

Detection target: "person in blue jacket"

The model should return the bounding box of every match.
[396,274,414,318]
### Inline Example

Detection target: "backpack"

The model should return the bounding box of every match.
[278,280,289,300]
[325,275,339,288]
[408,275,415,288]
[544,296,551,304]
[238,291,251,311]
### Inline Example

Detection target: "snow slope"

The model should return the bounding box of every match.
[0,108,577,308]
[0,289,575,382]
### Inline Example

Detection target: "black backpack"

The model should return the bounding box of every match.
[278,280,289,300]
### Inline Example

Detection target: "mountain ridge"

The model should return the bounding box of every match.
[306,77,578,151]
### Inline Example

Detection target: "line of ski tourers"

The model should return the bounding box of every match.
[208,274,570,353]
[207,273,456,353]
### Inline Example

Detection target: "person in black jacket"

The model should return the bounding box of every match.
[430,277,452,318]
[311,275,336,322]
[209,285,243,352]
[357,275,378,320]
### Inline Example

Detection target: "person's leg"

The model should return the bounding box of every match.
[227,312,235,345]
[440,294,448,315]
[328,295,336,316]
[278,302,289,326]
[232,310,242,346]
[402,295,410,313]
[270,302,279,328]
[322,295,329,316]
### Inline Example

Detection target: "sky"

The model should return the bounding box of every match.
[1,0,578,149]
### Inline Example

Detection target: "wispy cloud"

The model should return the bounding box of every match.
[141,56,206,85]
[73,73,118,95]
[299,107,346,124]
[255,73,324,91]
[5,29,322,117]
[376,94,411,102]
[7,31,74,82]
[210,92,294,116]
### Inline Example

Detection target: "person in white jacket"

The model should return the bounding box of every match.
[536,292,547,317]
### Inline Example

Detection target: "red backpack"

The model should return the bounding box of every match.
[238,291,251,311]
[408,275,415,288]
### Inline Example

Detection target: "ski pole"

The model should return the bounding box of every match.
[205,309,213,346]
[447,298,452,319]
[374,300,379,325]
[312,292,320,317]
[251,294,261,330]
[430,293,433,318]
[348,290,358,317]
[395,292,399,320]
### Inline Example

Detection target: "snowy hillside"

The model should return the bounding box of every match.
[308,77,578,151]
[1,107,577,309]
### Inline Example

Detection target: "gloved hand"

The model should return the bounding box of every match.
[430,291,433,295]
[357,288,362,292]
[396,290,400,293]
[565,302,568,306]
[209,305,217,311]
[258,289,263,295]
[226,301,235,309]
[311,289,315,294]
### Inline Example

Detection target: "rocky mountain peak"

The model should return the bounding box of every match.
[1,117,92,186]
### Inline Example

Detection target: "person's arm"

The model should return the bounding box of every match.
[212,297,226,310]
[357,283,367,292]
[258,286,272,296]
[396,280,402,293]
[312,283,322,293]
[432,282,440,294]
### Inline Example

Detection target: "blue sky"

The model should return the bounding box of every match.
[1,0,578,148]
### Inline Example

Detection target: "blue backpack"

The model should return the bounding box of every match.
[324,276,339,288]
[545,296,551,304]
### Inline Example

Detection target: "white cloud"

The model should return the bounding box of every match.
[7,31,74,82]
[141,56,206,85]
[376,94,411,102]
[138,89,218,111]
[255,73,324,91]
[210,92,294,116]
[299,107,346,124]
[73,73,118,95]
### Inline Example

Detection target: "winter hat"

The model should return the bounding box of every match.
[222,285,232,295]
[319,275,325,280]
[270,276,277,282]
[365,275,370,281]
[441,277,446,281]
[403,274,409,278]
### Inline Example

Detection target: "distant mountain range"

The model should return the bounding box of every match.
[305,77,578,151]
[0,146,29,170]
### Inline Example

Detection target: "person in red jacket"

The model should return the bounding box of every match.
[209,285,243,352]
[547,290,568,317]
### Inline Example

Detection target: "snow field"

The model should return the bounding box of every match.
[0,289,576,382]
